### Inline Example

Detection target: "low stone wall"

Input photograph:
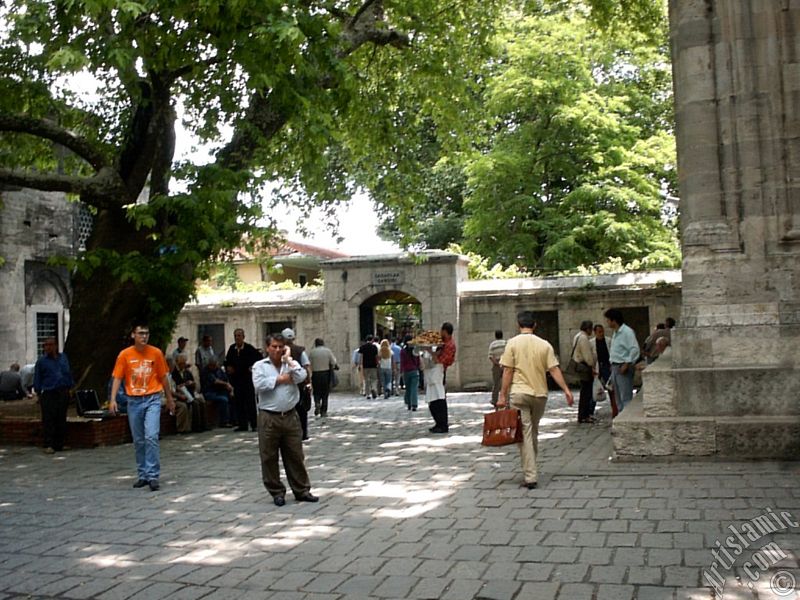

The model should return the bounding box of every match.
[0,405,206,448]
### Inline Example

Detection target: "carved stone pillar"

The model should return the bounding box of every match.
[614,0,800,458]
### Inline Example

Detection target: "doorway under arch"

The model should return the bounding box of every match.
[359,290,422,342]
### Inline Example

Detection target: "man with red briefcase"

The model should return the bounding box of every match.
[497,311,573,489]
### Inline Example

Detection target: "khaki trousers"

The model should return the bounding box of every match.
[257,409,312,498]
[510,393,548,484]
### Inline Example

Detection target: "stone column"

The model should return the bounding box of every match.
[614,0,800,458]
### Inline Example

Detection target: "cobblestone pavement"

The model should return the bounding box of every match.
[1,390,798,600]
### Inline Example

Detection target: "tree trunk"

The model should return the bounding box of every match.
[64,203,188,399]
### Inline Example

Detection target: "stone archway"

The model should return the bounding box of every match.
[358,289,422,342]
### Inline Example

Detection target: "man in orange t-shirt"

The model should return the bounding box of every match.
[110,322,175,492]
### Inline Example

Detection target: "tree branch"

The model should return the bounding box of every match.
[0,113,108,170]
[0,166,127,208]
[339,0,410,58]
[216,91,290,172]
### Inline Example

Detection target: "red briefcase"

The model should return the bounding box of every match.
[481,408,523,446]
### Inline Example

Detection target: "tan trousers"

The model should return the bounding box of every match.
[510,393,548,484]
[174,400,192,433]
[257,409,312,498]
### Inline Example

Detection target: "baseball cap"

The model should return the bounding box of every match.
[281,328,296,340]
[177,336,188,343]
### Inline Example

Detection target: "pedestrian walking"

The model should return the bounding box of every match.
[109,322,175,491]
[498,311,573,489]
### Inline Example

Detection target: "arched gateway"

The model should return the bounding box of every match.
[320,251,468,390]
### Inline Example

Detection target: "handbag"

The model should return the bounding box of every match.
[481,407,524,446]
[565,337,593,381]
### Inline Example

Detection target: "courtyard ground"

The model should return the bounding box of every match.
[0,390,798,600]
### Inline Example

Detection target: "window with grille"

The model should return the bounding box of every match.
[36,312,59,355]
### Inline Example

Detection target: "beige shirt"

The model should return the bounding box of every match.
[500,333,559,397]
[573,331,596,367]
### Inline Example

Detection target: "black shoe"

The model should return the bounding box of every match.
[148,479,160,491]
[274,495,286,507]
[132,479,148,488]
[233,427,248,432]
[429,426,448,434]
[371,391,377,399]
[295,491,319,502]
[412,407,417,411]
[521,482,538,489]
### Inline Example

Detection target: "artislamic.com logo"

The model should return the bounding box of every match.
[704,507,798,597]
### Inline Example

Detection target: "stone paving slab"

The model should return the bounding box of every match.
[0,390,798,599]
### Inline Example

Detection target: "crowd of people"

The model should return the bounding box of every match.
[4,308,674,499]
[351,324,456,433]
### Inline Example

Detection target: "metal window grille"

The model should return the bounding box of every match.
[36,313,59,355]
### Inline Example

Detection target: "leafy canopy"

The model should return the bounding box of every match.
[375,1,679,275]
[0,0,504,336]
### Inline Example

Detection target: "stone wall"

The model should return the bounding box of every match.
[0,189,77,367]
[458,274,681,390]
[176,259,682,394]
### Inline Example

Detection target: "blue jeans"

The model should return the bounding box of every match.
[380,368,393,398]
[403,371,419,408]
[610,365,634,413]
[125,393,162,481]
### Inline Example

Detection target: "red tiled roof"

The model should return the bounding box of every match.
[229,239,349,262]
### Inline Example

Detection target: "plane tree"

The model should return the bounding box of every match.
[0,0,502,391]
[373,1,679,272]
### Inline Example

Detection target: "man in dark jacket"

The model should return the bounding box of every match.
[225,328,261,432]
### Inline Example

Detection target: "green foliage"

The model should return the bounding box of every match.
[447,244,531,280]
[213,262,240,291]
[369,1,678,275]
[1,0,505,326]
[460,5,679,273]
[195,277,315,295]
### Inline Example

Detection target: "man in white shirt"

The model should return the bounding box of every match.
[252,333,318,507]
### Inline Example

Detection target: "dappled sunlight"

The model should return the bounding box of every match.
[376,500,442,519]
[207,492,241,502]
[83,554,137,568]
[540,431,568,440]
[172,547,240,565]
[363,454,401,464]
[381,434,483,449]
[351,481,451,503]
[250,537,304,551]
[273,523,339,540]
[0,388,612,580]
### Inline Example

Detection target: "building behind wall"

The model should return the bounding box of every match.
[0,189,83,366]
[176,253,682,392]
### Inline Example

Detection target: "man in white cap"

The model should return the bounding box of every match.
[282,328,313,440]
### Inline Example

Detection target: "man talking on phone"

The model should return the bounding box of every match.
[252,333,318,507]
